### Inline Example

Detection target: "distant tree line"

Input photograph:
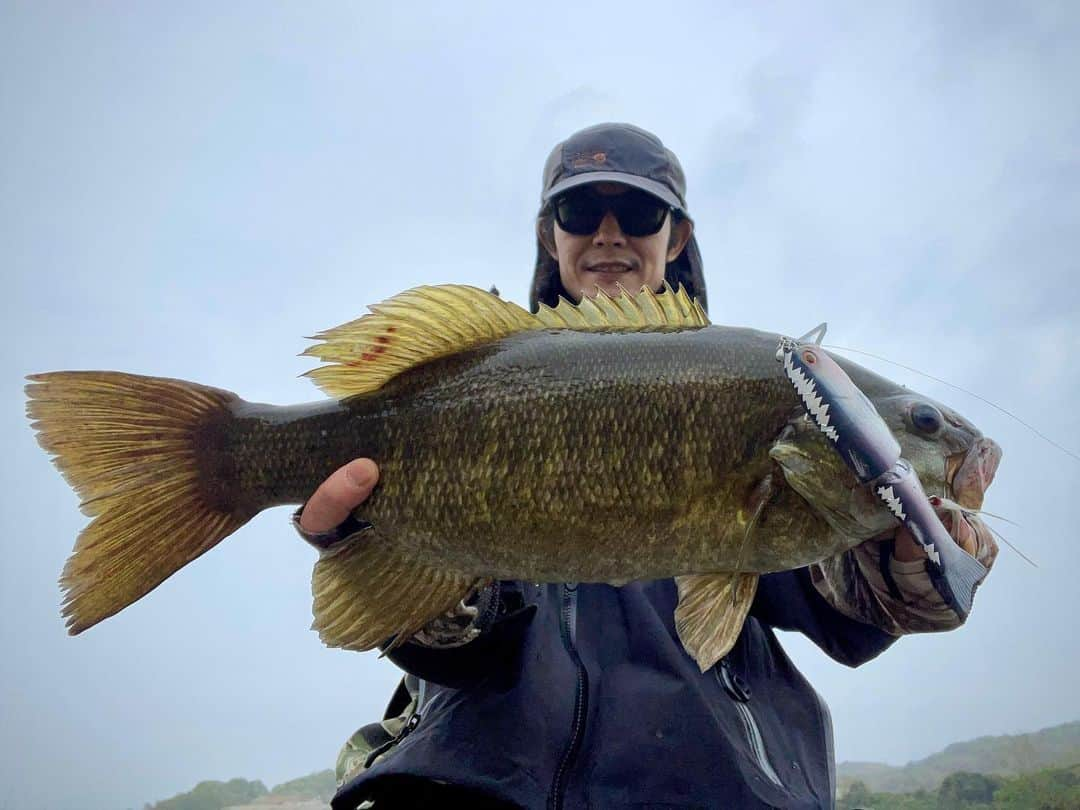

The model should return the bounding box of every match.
[839,763,1080,809]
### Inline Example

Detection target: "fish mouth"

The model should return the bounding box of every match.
[946,437,1002,510]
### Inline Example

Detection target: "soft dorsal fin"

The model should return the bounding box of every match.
[303,283,709,398]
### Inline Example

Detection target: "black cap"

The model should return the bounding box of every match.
[541,123,689,212]
[530,123,707,313]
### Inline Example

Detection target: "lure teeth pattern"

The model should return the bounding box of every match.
[876,485,907,521]
[876,484,941,563]
[783,353,839,442]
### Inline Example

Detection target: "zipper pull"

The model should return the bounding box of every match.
[719,659,751,702]
[362,712,422,769]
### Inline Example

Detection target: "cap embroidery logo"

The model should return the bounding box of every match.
[570,151,607,168]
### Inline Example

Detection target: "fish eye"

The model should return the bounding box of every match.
[910,403,943,435]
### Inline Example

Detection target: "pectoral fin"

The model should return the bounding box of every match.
[311,531,478,652]
[674,572,759,672]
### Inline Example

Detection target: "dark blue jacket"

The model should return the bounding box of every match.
[332,569,896,810]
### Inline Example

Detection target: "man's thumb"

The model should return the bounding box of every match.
[299,458,380,533]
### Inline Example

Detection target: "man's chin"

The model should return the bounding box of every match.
[581,273,642,299]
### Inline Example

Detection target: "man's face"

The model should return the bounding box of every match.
[545,182,692,302]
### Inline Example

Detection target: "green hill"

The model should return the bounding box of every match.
[146,771,334,810]
[147,778,267,810]
[267,770,335,800]
[838,720,1080,794]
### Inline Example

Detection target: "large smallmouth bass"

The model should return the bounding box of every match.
[26,285,1000,669]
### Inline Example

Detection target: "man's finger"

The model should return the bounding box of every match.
[950,513,979,556]
[932,504,981,557]
[299,458,379,533]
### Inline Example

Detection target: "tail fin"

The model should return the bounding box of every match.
[26,371,253,634]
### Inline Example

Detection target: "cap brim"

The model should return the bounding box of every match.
[543,172,684,212]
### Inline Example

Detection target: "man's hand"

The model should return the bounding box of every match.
[299,458,380,533]
[892,497,986,562]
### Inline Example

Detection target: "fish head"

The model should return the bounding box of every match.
[769,361,1002,543]
[868,391,1001,511]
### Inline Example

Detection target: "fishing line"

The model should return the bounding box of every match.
[981,521,1038,569]
[965,507,1021,528]
[950,503,1036,567]
[823,344,1080,465]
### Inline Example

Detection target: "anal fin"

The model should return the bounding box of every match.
[311,531,477,652]
[674,572,760,672]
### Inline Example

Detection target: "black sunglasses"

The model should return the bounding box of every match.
[553,186,674,238]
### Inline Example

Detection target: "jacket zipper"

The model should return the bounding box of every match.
[361,678,427,770]
[718,660,784,789]
[362,710,421,769]
[549,584,588,810]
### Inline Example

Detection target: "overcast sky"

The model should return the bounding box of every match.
[2,2,1078,808]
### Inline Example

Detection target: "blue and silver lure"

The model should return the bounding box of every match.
[776,326,988,618]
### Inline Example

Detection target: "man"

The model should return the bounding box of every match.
[296,123,997,809]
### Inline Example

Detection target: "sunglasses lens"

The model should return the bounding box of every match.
[616,190,670,236]
[554,188,670,237]
[554,193,603,235]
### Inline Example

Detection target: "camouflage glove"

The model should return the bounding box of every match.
[810,498,999,635]
[411,583,501,648]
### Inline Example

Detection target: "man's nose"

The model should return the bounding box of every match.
[592,211,626,246]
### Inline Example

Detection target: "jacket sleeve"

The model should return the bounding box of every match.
[751,567,898,667]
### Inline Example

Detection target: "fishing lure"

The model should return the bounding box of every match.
[776,326,989,618]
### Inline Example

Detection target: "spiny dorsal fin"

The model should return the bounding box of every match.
[535,282,708,330]
[304,283,709,398]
